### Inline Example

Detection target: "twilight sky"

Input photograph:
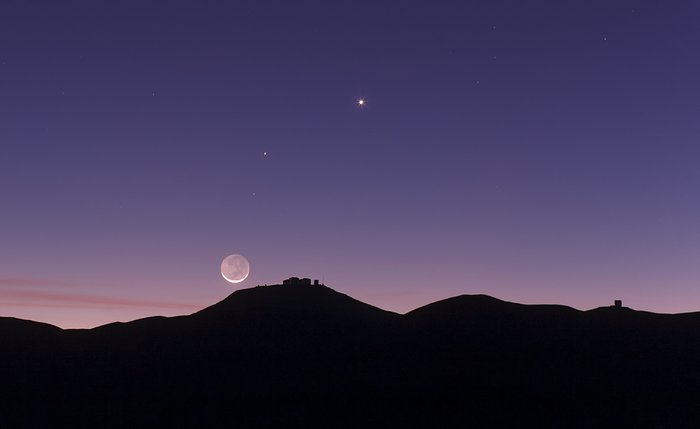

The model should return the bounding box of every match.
[2,1,699,328]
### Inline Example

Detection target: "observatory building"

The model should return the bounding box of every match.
[283,277,320,286]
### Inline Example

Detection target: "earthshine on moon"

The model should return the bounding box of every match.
[221,254,250,284]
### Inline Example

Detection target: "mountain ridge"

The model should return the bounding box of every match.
[2,284,694,331]
[2,283,700,427]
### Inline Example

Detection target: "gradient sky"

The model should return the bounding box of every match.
[2,1,699,328]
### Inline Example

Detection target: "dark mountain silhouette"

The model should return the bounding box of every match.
[2,284,700,428]
[194,283,398,323]
[0,316,62,336]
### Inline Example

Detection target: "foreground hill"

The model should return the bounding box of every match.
[2,285,700,428]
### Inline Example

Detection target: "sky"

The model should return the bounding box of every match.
[2,0,699,328]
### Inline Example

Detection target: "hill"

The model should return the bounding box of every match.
[2,284,700,428]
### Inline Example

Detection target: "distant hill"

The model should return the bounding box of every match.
[0,316,62,335]
[194,283,398,323]
[2,284,700,428]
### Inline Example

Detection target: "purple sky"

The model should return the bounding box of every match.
[2,1,700,328]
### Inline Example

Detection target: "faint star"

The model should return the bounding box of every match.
[263,151,267,156]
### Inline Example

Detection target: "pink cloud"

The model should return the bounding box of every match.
[0,278,74,288]
[0,289,202,311]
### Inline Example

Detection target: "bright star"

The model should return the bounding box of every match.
[357,99,365,106]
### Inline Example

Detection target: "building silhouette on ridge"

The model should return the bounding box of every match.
[283,277,320,286]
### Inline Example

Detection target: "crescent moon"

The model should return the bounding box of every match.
[220,254,250,284]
